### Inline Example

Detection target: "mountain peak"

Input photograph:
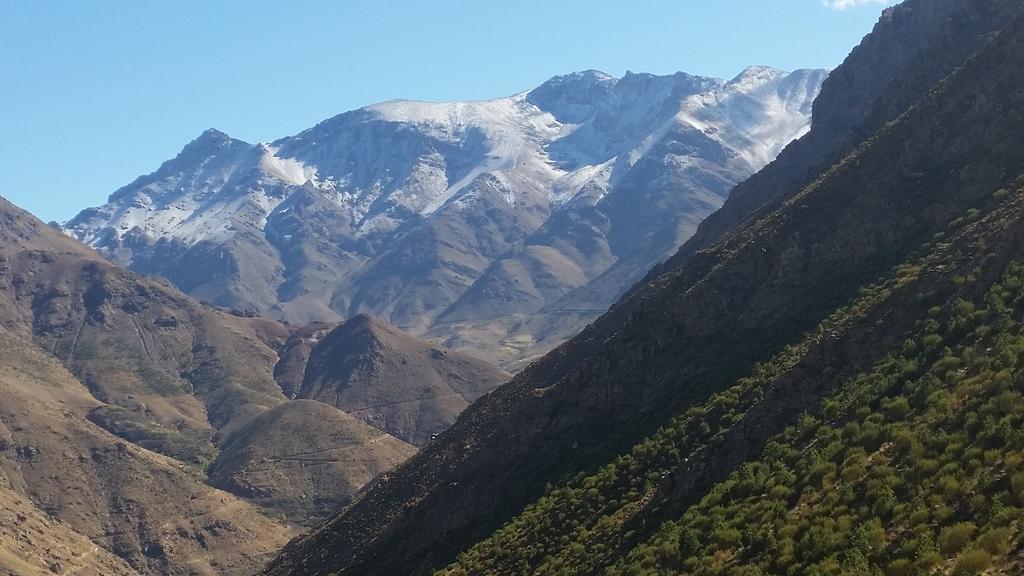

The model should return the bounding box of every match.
[99,128,251,206]
[552,69,616,83]
[157,127,251,170]
[729,65,787,85]
[348,311,384,327]
[297,316,510,445]
[198,127,231,140]
[183,127,246,153]
[526,69,620,122]
[340,312,392,340]
[68,64,825,365]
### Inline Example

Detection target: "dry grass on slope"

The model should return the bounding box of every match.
[0,483,140,576]
[0,328,292,575]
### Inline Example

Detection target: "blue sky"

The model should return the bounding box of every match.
[1,0,896,222]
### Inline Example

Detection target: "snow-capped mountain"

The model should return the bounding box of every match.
[66,66,827,366]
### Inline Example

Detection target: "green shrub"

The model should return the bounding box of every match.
[448,263,1024,576]
[888,558,913,576]
[713,527,742,549]
[915,550,943,573]
[938,522,977,556]
[976,526,1013,554]
[953,548,991,575]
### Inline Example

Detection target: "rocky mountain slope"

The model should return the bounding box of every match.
[263,1,1024,574]
[65,67,826,367]
[0,195,291,467]
[0,480,139,576]
[296,314,510,446]
[0,195,501,572]
[206,400,416,525]
[0,324,291,576]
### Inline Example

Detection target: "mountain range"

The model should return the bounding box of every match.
[9,0,1024,574]
[261,0,1024,574]
[64,66,826,368]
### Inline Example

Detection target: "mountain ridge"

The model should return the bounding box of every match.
[65,66,826,367]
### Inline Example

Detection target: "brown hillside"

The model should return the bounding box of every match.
[299,314,510,446]
[207,400,416,526]
[0,327,291,575]
[0,196,289,466]
[0,482,139,576]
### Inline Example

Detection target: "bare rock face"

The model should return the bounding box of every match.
[65,68,826,367]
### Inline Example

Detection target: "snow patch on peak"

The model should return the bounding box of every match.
[675,68,820,171]
[727,66,789,95]
[365,97,540,131]
[258,145,318,185]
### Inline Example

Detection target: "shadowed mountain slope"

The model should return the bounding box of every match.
[670,0,1019,268]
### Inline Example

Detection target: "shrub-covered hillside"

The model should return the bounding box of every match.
[617,263,1024,575]
[439,178,1024,575]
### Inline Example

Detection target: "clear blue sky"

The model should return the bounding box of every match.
[0,0,896,222]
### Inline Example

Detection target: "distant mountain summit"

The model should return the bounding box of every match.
[66,66,826,366]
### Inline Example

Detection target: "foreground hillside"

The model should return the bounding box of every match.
[264,0,1024,574]
[65,67,825,367]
